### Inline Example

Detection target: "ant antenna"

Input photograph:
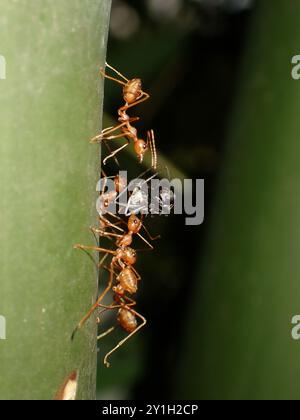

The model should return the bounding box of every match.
[148,130,157,170]
[105,62,129,82]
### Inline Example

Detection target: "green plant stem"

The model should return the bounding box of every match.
[0,0,111,400]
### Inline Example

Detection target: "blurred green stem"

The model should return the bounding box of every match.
[0,0,111,400]
[178,0,300,400]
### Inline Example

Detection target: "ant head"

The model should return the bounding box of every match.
[97,191,117,216]
[117,233,132,248]
[124,78,142,104]
[134,139,148,163]
[128,214,142,234]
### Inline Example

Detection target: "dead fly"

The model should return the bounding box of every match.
[115,167,175,217]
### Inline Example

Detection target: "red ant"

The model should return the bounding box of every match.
[72,244,139,337]
[92,213,159,251]
[96,265,146,367]
[71,209,160,367]
[72,239,150,367]
[90,63,157,169]
[72,212,157,334]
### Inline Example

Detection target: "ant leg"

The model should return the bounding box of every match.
[96,297,138,342]
[92,117,139,144]
[97,298,137,311]
[100,132,132,141]
[136,233,154,250]
[128,266,142,282]
[74,235,113,267]
[142,224,161,242]
[103,140,130,166]
[101,212,132,234]
[71,261,115,338]
[99,215,125,234]
[96,213,127,237]
[93,131,133,165]
[104,62,129,82]
[74,244,119,268]
[128,216,159,250]
[102,140,120,167]
[92,228,123,241]
[148,130,157,170]
[74,244,116,255]
[99,252,110,269]
[90,121,129,143]
[139,213,161,242]
[103,307,147,368]
[100,67,126,87]
[119,92,150,112]
[105,211,155,250]
[133,227,160,252]
[76,245,100,269]
[74,244,117,268]
[101,117,140,137]
[98,326,115,341]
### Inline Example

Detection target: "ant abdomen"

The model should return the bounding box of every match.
[123,78,142,104]
[118,267,138,294]
[118,308,137,333]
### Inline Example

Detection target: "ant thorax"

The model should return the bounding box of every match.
[116,247,137,266]
[117,233,133,248]
[118,109,129,120]
[128,125,138,138]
